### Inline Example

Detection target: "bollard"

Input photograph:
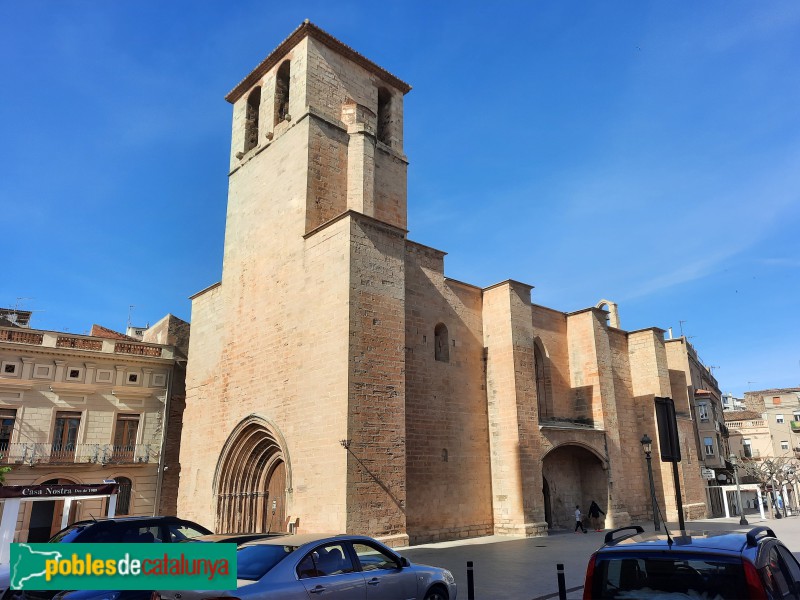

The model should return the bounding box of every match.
[557,563,566,600]
[467,560,475,600]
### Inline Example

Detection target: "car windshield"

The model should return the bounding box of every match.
[49,524,88,543]
[593,554,746,599]
[237,544,296,581]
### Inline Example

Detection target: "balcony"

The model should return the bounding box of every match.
[0,326,175,359]
[791,421,800,433]
[0,442,153,465]
[795,447,800,460]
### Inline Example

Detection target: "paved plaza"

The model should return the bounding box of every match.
[401,514,800,599]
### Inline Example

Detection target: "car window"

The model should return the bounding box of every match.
[297,543,356,579]
[352,542,399,572]
[167,522,207,542]
[237,544,296,581]
[112,525,164,543]
[49,524,88,543]
[760,546,794,599]
[777,545,800,583]
[592,554,746,599]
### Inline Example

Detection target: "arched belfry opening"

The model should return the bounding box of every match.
[377,87,392,144]
[214,415,291,534]
[274,60,291,125]
[244,86,261,153]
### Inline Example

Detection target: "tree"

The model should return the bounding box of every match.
[737,455,799,516]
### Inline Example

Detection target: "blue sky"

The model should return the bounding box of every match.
[2,1,798,396]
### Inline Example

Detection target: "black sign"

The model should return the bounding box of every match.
[0,483,118,499]
[655,396,681,462]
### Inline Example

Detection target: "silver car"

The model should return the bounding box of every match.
[154,533,456,600]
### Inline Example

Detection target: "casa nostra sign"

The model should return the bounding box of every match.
[0,483,119,499]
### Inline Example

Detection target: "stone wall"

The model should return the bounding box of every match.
[404,241,492,543]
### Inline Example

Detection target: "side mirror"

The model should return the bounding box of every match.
[399,556,410,568]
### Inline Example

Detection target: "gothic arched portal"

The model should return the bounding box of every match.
[214,415,291,534]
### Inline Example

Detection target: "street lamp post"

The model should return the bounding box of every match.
[729,454,748,526]
[641,434,661,531]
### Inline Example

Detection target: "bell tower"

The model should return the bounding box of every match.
[180,21,412,545]
[224,20,410,236]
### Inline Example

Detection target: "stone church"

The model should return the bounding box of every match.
[176,21,709,545]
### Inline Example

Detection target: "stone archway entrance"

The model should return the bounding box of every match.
[214,416,290,534]
[542,444,607,529]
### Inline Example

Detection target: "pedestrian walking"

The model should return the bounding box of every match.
[588,500,605,531]
[574,505,587,533]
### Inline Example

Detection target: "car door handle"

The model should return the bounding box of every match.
[367,578,380,585]
[310,585,326,594]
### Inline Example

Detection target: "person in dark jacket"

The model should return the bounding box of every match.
[588,500,605,531]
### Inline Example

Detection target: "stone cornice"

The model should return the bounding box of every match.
[226,20,412,104]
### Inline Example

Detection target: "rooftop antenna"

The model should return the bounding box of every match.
[678,320,688,337]
[14,297,33,311]
[127,305,135,329]
[708,366,720,375]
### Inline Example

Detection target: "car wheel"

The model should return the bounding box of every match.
[424,586,448,600]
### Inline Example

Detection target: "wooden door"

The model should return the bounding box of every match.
[265,461,286,533]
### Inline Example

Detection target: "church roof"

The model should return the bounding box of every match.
[226,20,412,103]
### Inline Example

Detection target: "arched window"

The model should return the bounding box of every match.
[377,87,392,144]
[244,87,261,153]
[534,342,550,419]
[115,477,133,515]
[434,323,449,363]
[274,61,290,126]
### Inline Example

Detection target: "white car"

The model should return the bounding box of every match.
[154,533,456,600]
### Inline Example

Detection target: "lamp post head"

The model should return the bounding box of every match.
[640,434,652,456]
[729,453,738,467]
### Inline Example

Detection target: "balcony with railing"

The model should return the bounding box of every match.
[0,326,174,360]
[0,442,153,465]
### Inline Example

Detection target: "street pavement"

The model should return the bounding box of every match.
[400,513,800,600]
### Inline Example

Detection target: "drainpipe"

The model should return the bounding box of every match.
[153,364,173,517]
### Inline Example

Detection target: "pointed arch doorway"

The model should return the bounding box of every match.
[214,415,291,534]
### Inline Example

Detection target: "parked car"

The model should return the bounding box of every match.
[49,532,286,600]
[48,515,211,544]
[154,533,456,600]
[583,525,800,599]
[1,517,211,600]
[179,532,283,545]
